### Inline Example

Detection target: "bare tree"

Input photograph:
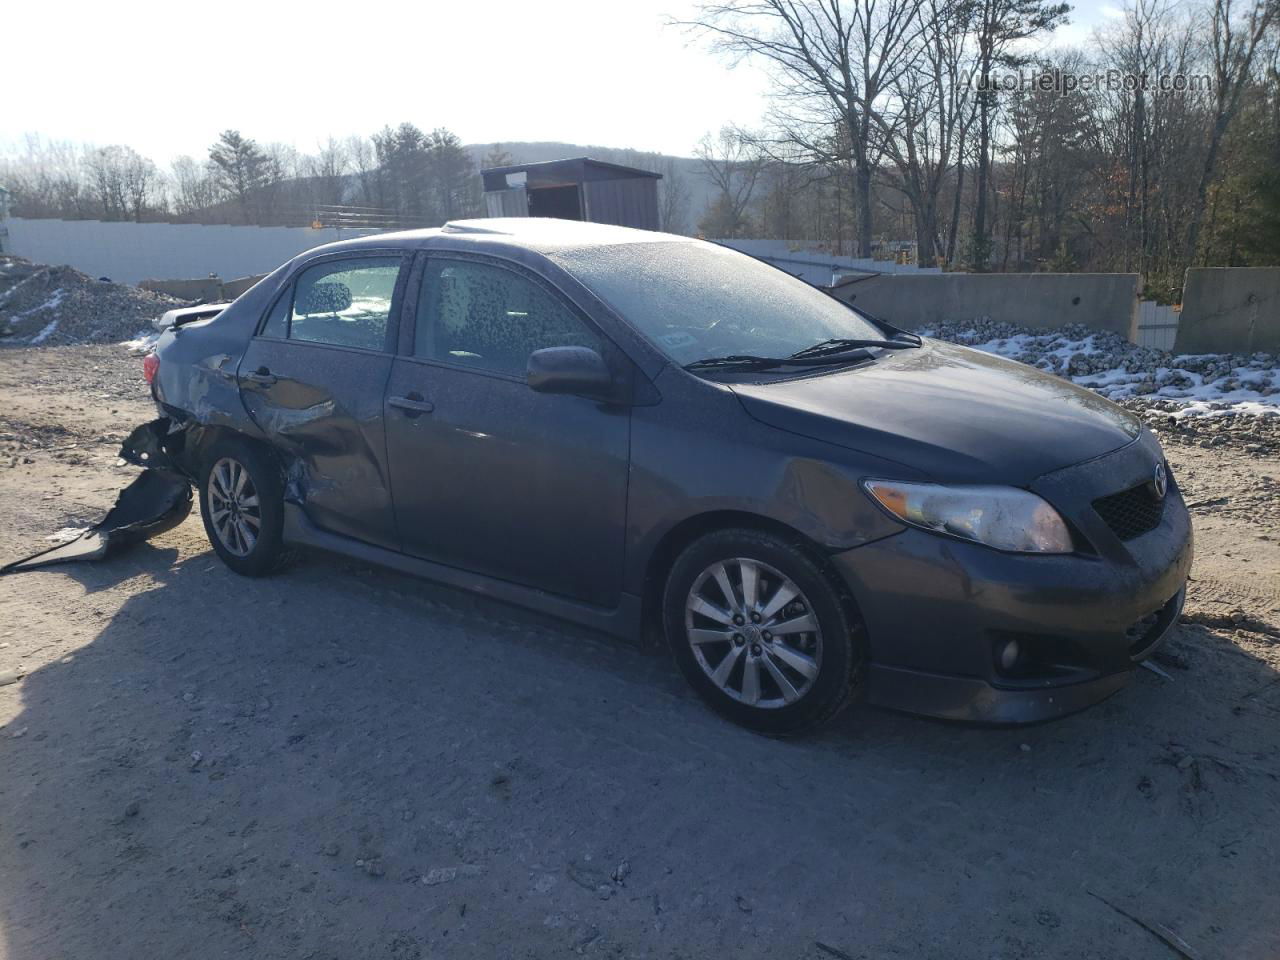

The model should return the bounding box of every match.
[680,0,929,255]
[882,0,981,264]
[307,137,350,207]
[969,0,1071,269]
[86,146,158,221]
[169,156,219,218]
[1094,0,1201,277]
[655,155,693,233]
[694,128,767,236]
[0,136,93,218]
[347,136,379,207]
[86,146,129,220]
[1185,0,1276,261]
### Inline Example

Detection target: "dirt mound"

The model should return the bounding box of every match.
[0,255,188,346]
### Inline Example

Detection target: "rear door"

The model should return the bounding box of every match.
[238,252,408,550]
[382,253,631,607]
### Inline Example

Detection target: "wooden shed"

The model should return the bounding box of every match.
[481,158,662,231]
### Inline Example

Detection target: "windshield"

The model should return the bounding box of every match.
[547,240,886,366]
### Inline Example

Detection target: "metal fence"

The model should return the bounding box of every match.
[1135,300,1180,350]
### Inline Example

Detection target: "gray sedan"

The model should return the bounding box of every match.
[142,218,1192,734]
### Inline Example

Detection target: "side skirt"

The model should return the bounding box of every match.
[282,504,643,642]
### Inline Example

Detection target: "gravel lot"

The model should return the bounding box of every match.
[1,343,1278,960]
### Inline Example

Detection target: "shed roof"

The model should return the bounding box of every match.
[481,158,660,180]
[481,157,662,192]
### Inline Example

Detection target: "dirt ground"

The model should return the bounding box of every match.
[1,344,1278,960]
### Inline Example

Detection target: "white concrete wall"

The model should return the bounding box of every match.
[1177,267,1280,354]
[4,218,384,285]
[830,272,1141,338]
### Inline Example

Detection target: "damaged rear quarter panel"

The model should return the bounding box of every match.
[152,261,292,439]
[154,248,401,550]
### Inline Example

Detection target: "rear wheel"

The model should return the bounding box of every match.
[663,528,864,735]
[198,437,290,577]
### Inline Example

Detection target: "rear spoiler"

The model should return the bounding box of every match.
[154,303,231,332]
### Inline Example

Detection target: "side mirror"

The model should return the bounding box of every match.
[527,346,615,400]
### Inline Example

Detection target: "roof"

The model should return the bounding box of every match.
[293,218,691,264]
[478,158,665,194]
[481,157,662,180]
[442,217,684,249]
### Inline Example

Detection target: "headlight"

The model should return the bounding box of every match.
[863,480,1074,553]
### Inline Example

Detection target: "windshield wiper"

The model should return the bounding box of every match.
[683,349,888,373]
[788,337,919,360]
[683,354,788,372]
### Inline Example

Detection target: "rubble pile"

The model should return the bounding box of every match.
[0,255,187,346]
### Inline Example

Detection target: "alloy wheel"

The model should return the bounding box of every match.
[207,457,262,558]
[684,557,823,708]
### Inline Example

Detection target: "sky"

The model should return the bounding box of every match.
[4,0,1124,165]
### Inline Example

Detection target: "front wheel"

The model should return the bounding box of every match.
[198,437,291,577]
[663,529,864,736]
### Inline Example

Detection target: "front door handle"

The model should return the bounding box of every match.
[243,366,277,386]
[388,393,435,416]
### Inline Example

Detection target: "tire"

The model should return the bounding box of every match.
[198,436,291,577]
[662,528,864,736]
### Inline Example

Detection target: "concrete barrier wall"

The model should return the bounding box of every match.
[223,274,268,300]
[830,273,1141,338]
[138,277,224,302]
[139,274,268,303]
[4,218,382,286]
[1176,267,1280,354]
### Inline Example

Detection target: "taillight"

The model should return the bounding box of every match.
[143,352,160,384]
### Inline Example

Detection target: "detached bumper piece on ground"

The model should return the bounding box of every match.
[0,420,191,575]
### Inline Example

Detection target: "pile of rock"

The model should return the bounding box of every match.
[0,255,187,346]
[1120,397,1280,455]
[922,318,1280,415]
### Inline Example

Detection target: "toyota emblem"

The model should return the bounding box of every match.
[1151,462,1168,500]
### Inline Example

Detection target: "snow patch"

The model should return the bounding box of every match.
[120,329,160,353]
[29,318,60,344]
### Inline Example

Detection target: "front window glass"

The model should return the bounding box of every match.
[415,259,602,378]
[547,240,884,365]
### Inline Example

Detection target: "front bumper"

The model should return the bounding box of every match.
[833,436,1193,724]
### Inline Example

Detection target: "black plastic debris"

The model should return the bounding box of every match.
[118,417,188,473]
[1,419,193,575]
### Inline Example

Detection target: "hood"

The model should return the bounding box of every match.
[731,339,1141,485]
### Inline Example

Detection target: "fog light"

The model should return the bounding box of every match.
[999,639,1021,672]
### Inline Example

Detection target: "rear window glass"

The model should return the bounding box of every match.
[548,241,884,365]
[265,257,401,351]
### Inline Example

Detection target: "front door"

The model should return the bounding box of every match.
[238,253,406,549]
[383,255,630,607]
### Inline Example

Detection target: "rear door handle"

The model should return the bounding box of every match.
[243,367,277,386]
[388,394,435,415]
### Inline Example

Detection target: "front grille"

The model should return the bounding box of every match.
[1093,482,1165,540]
